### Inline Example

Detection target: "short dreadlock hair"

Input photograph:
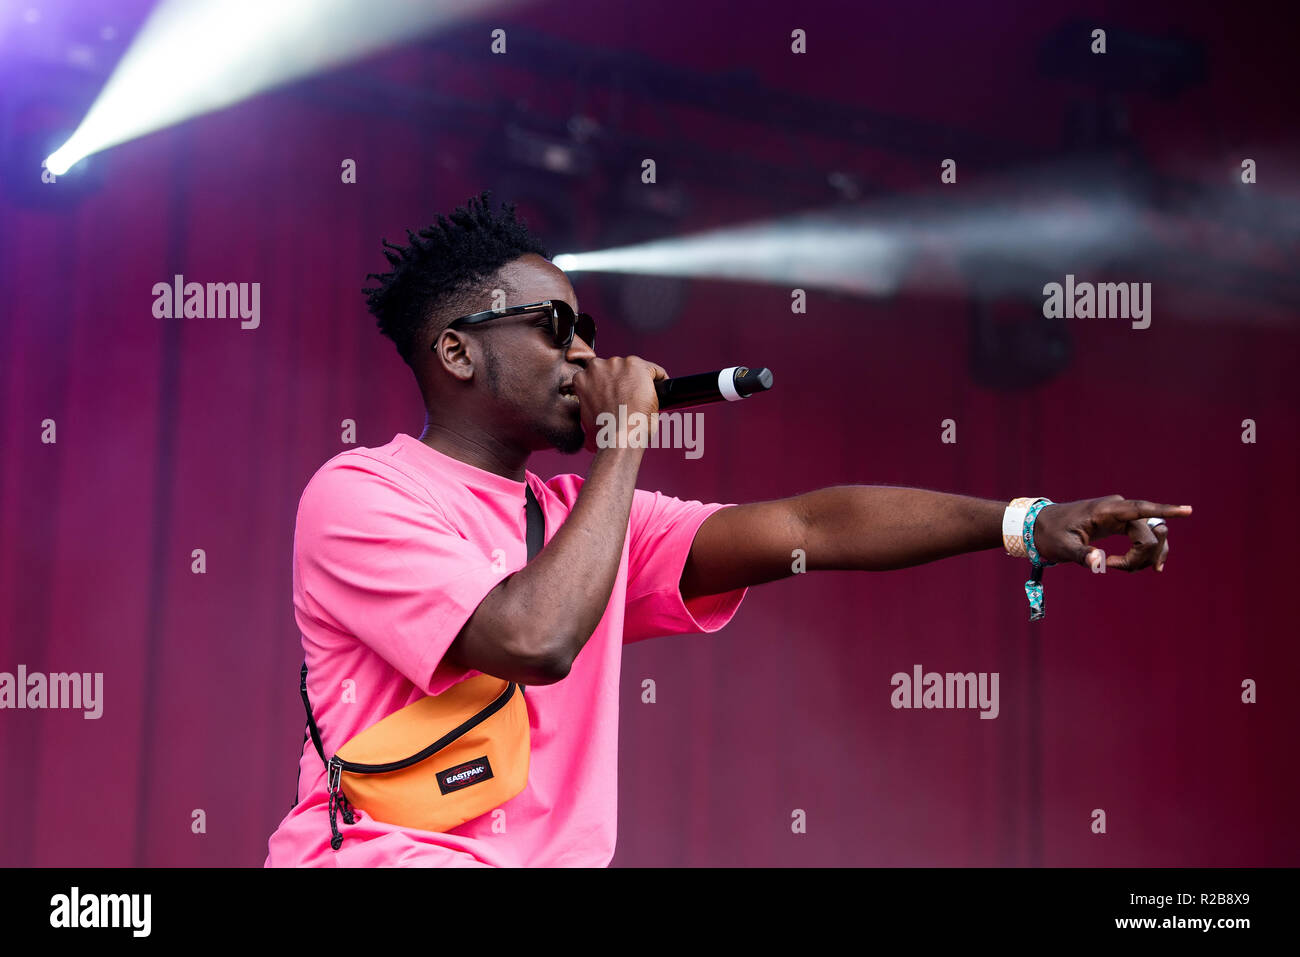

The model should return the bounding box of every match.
[362,191,551,368]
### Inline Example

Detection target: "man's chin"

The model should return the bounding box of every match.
[538,423,586,455]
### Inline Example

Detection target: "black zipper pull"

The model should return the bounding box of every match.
[327,794,343,851]
[326,756,354,849]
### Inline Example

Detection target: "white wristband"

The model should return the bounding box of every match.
[1002,496,1047,558]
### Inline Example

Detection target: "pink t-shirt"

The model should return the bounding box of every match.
[264,432,747,867]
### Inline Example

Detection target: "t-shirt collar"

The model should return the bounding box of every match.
[395,432,534,497]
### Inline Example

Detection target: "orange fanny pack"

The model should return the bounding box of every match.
[295,484,545,851]
[301,666,530,849]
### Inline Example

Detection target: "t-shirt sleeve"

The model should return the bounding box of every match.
[293,459,514,696]
[622,488,748,644]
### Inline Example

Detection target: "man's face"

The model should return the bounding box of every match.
[455,253,595,455]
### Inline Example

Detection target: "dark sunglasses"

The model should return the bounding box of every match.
[441,299,596,351]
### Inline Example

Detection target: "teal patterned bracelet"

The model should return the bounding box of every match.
[1023,498,1055,621]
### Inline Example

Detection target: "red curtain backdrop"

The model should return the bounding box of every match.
[1,0,1296,866]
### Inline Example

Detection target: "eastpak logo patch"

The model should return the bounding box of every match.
[437,755,494,794]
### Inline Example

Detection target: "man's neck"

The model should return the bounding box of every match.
[417,420,529,482]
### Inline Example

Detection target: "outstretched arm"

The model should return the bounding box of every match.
[679,486,1192,601]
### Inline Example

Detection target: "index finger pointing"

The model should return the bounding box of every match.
[1108,500,1193,522]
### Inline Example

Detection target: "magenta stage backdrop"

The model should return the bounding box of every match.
[1,0,1297,866]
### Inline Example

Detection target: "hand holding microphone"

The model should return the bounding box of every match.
[570,356,668,454]
[571,360,774,453]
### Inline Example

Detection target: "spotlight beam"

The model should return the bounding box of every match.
[45,0,514,174]
[554,164,1300,315]
[554,195,1138,299]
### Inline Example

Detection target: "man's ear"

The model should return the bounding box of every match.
[432,328,476,383]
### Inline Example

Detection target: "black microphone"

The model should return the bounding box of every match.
[654,366,774,411]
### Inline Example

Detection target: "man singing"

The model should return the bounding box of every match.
[264,192,1190,867]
